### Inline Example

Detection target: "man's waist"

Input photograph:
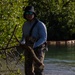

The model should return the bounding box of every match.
[34,42,47,49]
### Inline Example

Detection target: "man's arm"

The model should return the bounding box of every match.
[33,22,47,48]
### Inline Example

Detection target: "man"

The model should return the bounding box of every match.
[21,5,47,75]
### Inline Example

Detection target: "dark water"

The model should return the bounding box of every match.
[44,45,75,75]
[45,45,75,60]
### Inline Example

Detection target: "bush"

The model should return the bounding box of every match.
[0,0,28,47]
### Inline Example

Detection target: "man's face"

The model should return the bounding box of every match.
[25,11,35,21]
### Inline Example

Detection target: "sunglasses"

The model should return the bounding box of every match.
[25,12,34,15]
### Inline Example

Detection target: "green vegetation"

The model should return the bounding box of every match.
[0,0,28,47]
[0,0,75,74]
[28,0,75,40]
[0,0,75,47]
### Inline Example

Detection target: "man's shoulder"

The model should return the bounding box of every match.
[37,20,46,28]
[23,21,29,26]
[24,21,29,25]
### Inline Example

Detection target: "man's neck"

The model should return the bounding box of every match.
[28,18,36,22]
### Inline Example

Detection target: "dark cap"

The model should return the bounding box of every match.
[24,6,35,13]
[23,6,36,19]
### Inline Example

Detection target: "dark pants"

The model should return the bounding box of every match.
[24,47,45,75]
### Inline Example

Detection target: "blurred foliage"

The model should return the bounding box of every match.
[28,0,75,40]
[0,0,75,75]
[0,0,75,48]
[0,0,28,47]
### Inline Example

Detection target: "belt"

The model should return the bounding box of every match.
[34,42,47,49]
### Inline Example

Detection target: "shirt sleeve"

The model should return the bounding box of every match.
[20,24,26,44]
[33,22,47,48]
